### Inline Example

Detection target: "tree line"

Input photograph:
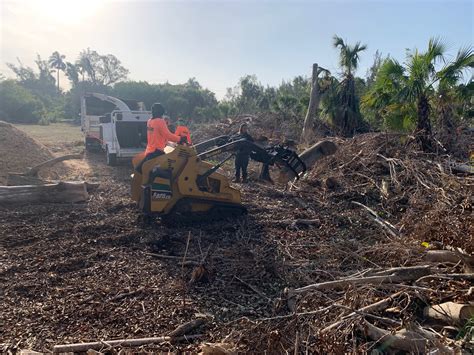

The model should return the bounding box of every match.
[0,37,472,149]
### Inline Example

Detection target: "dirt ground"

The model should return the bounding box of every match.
[1,123,472,353]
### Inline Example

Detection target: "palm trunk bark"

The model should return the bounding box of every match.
[416,95,432,151]
[301,63,321,143]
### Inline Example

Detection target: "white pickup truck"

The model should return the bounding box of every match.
[80,93,150,165]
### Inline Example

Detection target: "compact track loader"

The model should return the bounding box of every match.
[131,135,307,218]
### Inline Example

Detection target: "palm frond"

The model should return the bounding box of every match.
[438,45,474,86]
[426,37,447,64]
[333,35,345,49]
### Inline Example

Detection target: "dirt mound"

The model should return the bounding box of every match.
[0,121,68,184]
[307,132,473,252]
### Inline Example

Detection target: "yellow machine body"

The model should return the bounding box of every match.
[131,146,243,216]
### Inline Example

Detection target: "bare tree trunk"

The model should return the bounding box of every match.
[301,63,321,144]
[416,95,433,151]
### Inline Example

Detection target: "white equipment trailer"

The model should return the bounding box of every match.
[80,93,150,165]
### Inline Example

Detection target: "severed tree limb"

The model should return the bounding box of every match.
[424,302,474,326]
[352,201,400,237]
[108,287,146,302]
[321,291,404,333]
[288,266,431,297]
[335,304,401,327]
[424,250,474,271]
[424,250,464,264]
[0,182,89,204]
[169,318,207,337]
[144,252,201,266]
[416,273,474,283]
[53,334,203,353]
[235,276,271,301]
[24,152,84,177]
[359,320,452,353]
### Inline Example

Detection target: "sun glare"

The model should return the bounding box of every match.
[28,0,105,25]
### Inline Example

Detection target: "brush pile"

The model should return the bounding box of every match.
[225,132,473,353]
[193,113,308,143]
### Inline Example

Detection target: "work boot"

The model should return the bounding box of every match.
[232,177,240,183]
[242,177,248,183]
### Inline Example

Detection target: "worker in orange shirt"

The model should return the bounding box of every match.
[175,118,192,145]
[136,103,184,172]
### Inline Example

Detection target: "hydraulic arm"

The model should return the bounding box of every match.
[195,135,307,180]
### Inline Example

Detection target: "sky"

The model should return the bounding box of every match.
[0,0,473,98]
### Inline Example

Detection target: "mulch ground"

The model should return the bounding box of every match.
[1,131,472,353]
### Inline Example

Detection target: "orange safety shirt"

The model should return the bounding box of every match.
[145,118,181,155]
[175,125,192,145]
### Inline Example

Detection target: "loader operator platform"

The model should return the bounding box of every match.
[136,103,184,173]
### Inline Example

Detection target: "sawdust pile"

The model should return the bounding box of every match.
[0,121,68,184]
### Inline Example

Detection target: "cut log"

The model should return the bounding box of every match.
[288,265,431,296]
[279,140,337,182]
[360,321,452,353]
[361,321,427,352]
[0,182,89,205]
[24,153,84,177]
[424,250,463,264]
[6,174,47,186]
[299,140,338,168]
[424,302,474,325]
[53,335,202,353]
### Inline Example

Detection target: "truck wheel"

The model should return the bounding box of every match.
[106,147,117,166]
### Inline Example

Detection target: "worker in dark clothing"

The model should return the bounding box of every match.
[234,123,253,183]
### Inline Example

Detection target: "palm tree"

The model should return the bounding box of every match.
[65,62,79,87]
[48,51,66,93]
[363,39,473,150]
[333,35,367,77]
[324,35,367,136]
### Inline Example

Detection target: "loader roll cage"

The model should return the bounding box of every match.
[194,135,306,180]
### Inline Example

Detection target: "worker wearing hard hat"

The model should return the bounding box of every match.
[135,103,184,172]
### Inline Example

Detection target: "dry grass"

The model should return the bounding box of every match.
[13,122,83,149]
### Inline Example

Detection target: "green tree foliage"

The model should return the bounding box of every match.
[6,56,62,124]
[0,80,44,123]
[322,35,368,136]
[48,51,66,93]
[111,79,220,122]
[65,62,79,88]
[76,48,129,86]
[363,38,473,149]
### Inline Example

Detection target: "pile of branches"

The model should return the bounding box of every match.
[306,132,473,252]
[193,113,304,143]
